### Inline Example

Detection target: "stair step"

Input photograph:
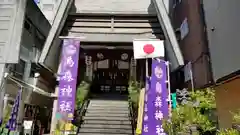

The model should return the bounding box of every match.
[88,103,128,106]
[90,100,128,104]
[87,107,129,111]
[83,120,131,125]
[81,124,132,129]
[89,102,128,105]
[90,100,129,105]
[88,104,129,108]
[86,109,129,114]
[78,128,132,134]
[84,116,130,121]
[85,112,129,117]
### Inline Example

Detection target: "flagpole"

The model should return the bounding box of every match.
[146,59,148,77]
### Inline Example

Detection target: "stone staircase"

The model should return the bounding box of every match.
[78,99,133,135]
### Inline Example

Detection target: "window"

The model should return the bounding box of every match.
[173,0,177,8]
[180,18,189,40]
[173,0,182,8]
[29,63,41,78]
[12,59,26,79]
[24,21,31,31]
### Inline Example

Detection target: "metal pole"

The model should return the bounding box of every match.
[17,59,32,132]
[146,59,148,77]
[0,63,7,120]
[189,63,195,92]
[166,61,172,117]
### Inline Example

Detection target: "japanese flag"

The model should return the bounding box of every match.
[133,39,165,59]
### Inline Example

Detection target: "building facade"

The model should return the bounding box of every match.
[203,0,240,128]
[35,0,62,24]
[0,0,55,133]
[171,0,240,128]
[170,0,213,90]
[38,0,185,132]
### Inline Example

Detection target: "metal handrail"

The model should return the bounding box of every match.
[75,99,90,134]
[129,100,137,135]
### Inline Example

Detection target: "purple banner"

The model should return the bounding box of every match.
[58,39,80,120]
[141,59,168,135]
[7,89,22,131]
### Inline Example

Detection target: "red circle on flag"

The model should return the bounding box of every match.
[143,44,155,54]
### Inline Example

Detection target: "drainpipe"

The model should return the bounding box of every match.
[0,64,8,121]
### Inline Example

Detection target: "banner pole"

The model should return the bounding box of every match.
[189,62,195,92]
[146,59,148,77]
[166,61,172,118]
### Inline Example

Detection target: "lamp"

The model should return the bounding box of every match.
[34,72,40,78]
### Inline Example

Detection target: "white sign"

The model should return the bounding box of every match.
[133,39,165,59]
[180,18,189,40]
[23,120,33,130]
[184,62,192,82]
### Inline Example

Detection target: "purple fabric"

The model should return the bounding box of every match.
[34,0,40,4]
[141,59,169,135]
[58,39,80,120]
[7,89,21,131]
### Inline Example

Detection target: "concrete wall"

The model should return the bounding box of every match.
[36,0,62,24]
[203,0,240,82]
[215,78,240,128]
[0,0,50,63]
[0,0,26,63]
[5,0,53,108]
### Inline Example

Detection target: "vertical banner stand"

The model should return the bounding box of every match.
[50,36,84,134]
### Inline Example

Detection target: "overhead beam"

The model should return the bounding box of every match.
[38,0,73,72]
[152,0,184,67]
[81,45,133,50]
[67,32,165,42]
